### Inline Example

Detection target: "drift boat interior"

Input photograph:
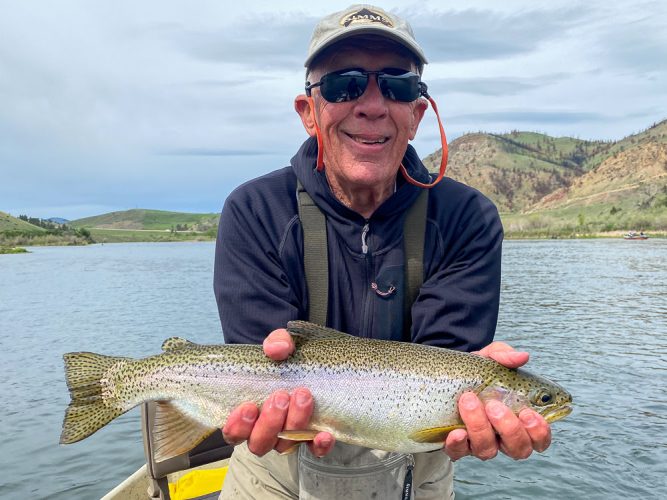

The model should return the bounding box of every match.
[103,402,233,500]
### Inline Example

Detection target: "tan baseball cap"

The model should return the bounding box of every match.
[305,4,428,68]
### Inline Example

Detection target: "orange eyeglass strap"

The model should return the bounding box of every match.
[308,96,325,171]
[309,95,448,186]
[399,96,448,188]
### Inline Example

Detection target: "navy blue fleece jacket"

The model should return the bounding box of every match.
[214,137,503,351]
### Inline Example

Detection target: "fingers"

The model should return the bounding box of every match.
[223,388,331,458]
[274,388,315,454]
[444,428,470,461]
[488,350,529,369]
[263,328,295,361]
[519,409,551,453]
[474,341,529,369]
[222,402,259,445]
[447,391,553,462]
[456,392,499,461]
[246,391,291,456]
[485,400,532,460]
[308,432,335,457]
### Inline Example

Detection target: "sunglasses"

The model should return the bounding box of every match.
[305,68,428,103]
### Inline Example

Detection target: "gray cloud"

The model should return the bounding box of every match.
[450,110,605,124]
[402,7,591,62]
[594,14,667,74]
[428,74,570,96]
[167,14,314,69]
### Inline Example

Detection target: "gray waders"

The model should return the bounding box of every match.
[221,183,454,499]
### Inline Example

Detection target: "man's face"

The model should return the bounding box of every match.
[296,47,427,192]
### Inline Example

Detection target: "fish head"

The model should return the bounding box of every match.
[477,369,573,424]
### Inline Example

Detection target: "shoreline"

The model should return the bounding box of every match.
[2,231,664,252]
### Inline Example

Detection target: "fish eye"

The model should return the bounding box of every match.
[532,389,553,406]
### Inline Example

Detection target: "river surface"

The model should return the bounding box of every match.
[0,240,665,499]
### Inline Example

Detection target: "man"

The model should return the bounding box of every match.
[214,4,551,498]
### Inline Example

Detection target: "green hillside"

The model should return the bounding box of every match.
[423,131,609,212]
[423,119,667,236]
[0,211,45,233]
[71,209,219,232]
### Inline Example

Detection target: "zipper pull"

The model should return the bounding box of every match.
[401,454,415,500]
[361,222,370,254]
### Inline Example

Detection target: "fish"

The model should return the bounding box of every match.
[60,321,572,461]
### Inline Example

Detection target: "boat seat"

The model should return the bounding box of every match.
[142,402,234,500]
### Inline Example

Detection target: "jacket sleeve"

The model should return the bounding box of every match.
[213,187,303,345]
[410,188,503,352]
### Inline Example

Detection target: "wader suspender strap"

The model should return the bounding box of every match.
[297,181,329,326]
[297,180,429,333]
[402,188,429,338]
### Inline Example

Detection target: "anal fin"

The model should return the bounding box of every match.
[409,424,466,444]
[152,401,217,462]
[277,429,320,441]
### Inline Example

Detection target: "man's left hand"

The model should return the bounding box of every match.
[444,341,552,461]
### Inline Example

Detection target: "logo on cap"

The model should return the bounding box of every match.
[341,8,394,28]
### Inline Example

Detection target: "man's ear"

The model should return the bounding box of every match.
[409,98,429,140]
[295,95,318,137]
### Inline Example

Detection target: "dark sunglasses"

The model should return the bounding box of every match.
[305,68,429,103]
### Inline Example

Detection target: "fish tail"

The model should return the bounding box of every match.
[60,352,130,444]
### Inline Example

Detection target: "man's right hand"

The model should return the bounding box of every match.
[221,328,336,457]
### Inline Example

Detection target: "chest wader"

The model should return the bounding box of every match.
[297,182,428,500]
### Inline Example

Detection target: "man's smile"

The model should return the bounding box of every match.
[345,133,390,145]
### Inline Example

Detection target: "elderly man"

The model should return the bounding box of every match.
[214,4,551,499]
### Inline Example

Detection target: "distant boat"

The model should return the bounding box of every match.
[623,231,649,240]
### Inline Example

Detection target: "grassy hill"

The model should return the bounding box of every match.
[68,209,219,243]
[0,211,45,233]
[423,131,608,213]
[0,211,94,247]
[71,209,219,231]
[424,119,667,236]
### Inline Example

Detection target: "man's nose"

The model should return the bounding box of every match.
[354,75,388,118]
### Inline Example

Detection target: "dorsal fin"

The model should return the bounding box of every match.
[287,321,355,341]
[161,337,198,352]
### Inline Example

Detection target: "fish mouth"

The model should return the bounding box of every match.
[542,405,573,424]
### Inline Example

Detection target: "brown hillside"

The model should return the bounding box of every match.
[531,140,667,211]
[424,133,584,212]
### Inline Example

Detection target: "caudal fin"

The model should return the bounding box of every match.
[60,351,130,444]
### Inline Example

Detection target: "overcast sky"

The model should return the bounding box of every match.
[1,0,665,220]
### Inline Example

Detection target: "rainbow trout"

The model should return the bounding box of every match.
[61,321,572,461]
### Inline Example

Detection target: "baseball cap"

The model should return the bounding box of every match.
[305,4,428,69]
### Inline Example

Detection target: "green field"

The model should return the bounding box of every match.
[72,209,219,231]
[88,228,216,243]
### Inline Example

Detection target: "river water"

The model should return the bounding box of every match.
[0,240,665,499]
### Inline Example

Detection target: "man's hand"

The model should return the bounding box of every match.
[444,342,552,461]
[221,328,335,457]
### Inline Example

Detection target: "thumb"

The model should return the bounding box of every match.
[263,328,295,361]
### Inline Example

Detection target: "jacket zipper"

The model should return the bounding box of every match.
[361,222,370,254]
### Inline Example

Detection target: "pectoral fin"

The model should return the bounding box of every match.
[409,424,466,444]
[152,401,217,462]
[277,429,320,441]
